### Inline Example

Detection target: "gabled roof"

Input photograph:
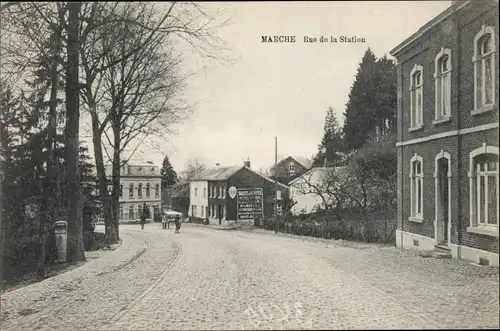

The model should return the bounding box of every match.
[288,166,347,186]
[291,156,312,169]
[244,165,289,190]
[190,165,290,190]
[271,156,312,171]
[190,165,243,181]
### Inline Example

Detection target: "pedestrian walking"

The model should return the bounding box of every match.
[140,203,148,230]
[174,215,181,234]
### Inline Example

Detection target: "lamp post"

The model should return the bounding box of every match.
[106,183,113,248]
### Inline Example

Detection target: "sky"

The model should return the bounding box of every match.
[81,0,452,174]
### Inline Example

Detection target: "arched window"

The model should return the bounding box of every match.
[473,26,496,112]
[138,183,142,198]
[155,184,160,197]
[145,183,150,198]
[434,48,452,121]
[129,184,134,198]
[409,153,424,220]
[469,144,499,229]
[409,64,424,129]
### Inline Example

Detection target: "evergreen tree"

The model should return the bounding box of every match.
[342,48,378,151]
[313,107,344,167]
[342,49,397,151]
[371,55,397,137]
[160,155,178,188]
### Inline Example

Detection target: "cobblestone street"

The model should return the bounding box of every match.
[1,224,498,330]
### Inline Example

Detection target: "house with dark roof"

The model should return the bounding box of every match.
[269,156,312,185]
[189,161,289,225]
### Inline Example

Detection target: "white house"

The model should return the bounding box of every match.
[188,178,209,220]
[289,167,347,215]
[105,161,162,222]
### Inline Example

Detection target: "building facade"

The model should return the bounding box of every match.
[189,163,289,225]
[269,156,312,185]
[106,161,162,222]
[289,167,348,215]
[390,0,499,265]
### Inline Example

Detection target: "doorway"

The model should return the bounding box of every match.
[436,158,450,246]
[218,205,222,225]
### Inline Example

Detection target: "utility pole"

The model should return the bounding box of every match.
[274,136,278,234]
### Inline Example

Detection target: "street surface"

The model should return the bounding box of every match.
[1,224,498,330]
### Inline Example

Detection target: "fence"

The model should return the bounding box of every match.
[259,210,397,245]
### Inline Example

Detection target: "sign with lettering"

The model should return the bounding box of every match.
[237,188,263,220]
[228,186,237,199]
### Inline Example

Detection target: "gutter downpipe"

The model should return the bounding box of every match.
[397,58,404,252]
[452,3,462,260]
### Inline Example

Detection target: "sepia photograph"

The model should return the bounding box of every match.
[0,0,498,330]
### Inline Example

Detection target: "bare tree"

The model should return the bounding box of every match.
[99,10,187,241]
[77,2,232,242]
[182,157,207,180]
[295,167,348,220]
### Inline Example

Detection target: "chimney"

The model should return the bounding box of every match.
[215,163,220,167]
[244,159,251,168]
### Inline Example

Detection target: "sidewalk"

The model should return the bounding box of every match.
[187,223,241,231]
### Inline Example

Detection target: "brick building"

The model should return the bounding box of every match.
[189,161,289,225]
[390,0,499,265]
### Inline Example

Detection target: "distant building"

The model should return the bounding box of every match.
[171,179,190,217]
[269,156,312,185]
[390,0,499,265]
[189,161,289,225]
[105,161,162,222]
[289,167,346,215]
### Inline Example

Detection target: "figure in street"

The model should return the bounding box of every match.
[140,203,148,230]
[174,215,181,234]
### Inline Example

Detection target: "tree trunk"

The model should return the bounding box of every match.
[89,108,114,240]
[37,16,62,280]
[111,133,121,242]
[65,1,85,263]
[36,224,48,280]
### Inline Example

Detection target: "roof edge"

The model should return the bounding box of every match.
[242,166,289,190]
[288,167,333,186]
[389,0,471,57]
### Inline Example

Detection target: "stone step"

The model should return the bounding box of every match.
[434,244,451,252]
[432,251,452,259]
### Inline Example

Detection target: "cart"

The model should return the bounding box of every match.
[162,210,183,230]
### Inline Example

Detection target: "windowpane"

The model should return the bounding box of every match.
[479,176,485,223]
[482,35,492,55]
[414,72,421,86]
[441,56,448,73]
[411,93,416,125]
[417,178,422,214]
[487,175,497,225]
[477,62,483,107]
[443,74,450,115]
[436,77,442,116]
[484,56,493,104]
[416,87,422,124]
